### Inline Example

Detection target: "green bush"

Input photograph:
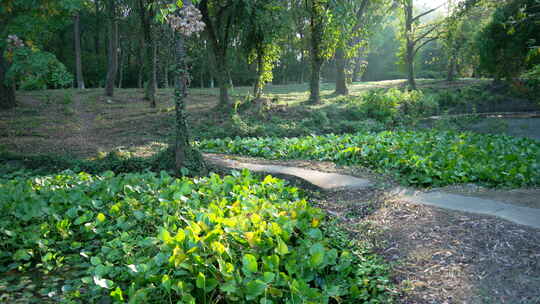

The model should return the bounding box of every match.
[0,171,393,303]
[358,89,437,124]
[199,130,540,187]
[360,89,400,123]
[6,48,73,90]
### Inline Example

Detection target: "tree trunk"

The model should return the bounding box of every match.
[173,32,206,174]
[200,0,231,109]
[139,0,157,107]
[137,38,144,88]
[252,46,264,99]
[447,54,457,82]
[308,0,324,104]
[215,58,230,108]
[94,0,101,55]
[163,55,169,89]
[118,44,125,88]
[406,50,416,90]
[74,12,85,89]
[105,1,118,97]
[405,2,416,90]
[144,39,157,107]
[334,47,348,95]
[0,51,16,109]
[309,61,322,104]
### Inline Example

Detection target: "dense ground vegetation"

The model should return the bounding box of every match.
[0,170,393,303]
[199,130,540,188]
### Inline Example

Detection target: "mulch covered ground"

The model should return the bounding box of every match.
[316,187,540,304]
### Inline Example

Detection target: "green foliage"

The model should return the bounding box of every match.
[358,88,438,124]
[199,130,540,187]
[0,170,394,303]
[6,47,73,90]
[477,0,540,79]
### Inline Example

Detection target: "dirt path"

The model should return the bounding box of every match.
[318,189,540,304]
[66,93,100,156]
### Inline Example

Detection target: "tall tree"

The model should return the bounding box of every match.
[138,0,157,107]
[240,0,287,99]
[306,0,330,104]
[163,1,207,172]
[74,11,85,89]
[399,0,442,90]
[333,0,387,95]
[105,0,119,97]
[199,0,241,109]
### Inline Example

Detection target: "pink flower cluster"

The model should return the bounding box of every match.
[6,34,24,48]
[168,5,205,36]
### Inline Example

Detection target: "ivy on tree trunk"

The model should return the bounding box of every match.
[334,47,349,95]
[173,32,206,174]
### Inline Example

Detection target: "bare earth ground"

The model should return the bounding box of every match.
[315,187,540,304]
[1,81,540,303]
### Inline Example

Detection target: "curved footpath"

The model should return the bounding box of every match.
[206,155,540,229]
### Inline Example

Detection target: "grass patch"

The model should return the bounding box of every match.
[0,170,393,303]
[199,130,540,188]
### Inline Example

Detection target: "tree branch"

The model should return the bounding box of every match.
[413,36,439,57]
[412,4,444,23]
[413,23,440,44]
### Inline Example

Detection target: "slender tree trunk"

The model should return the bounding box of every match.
[74,12,85,89]
[105,0,118,97]
[447,54,457,81]
[118,44,125,88]
[137,38,144,88]
[163,56,169,89]
[173,31,206,173]
[215,56,230,107]
[200,0,231,109]
[405,3,416,90]
[310,61,321,103]
[334,47,348,95]
[308,1,324,104]
[94,0,100,55]
[144,39,157,106]
[139,0,157,107]
[406,50,416,90]
[253,46,264,99]
[0,50,16,109]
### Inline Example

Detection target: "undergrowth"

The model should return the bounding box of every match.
[0,170,394,303]
[199,130,540,188]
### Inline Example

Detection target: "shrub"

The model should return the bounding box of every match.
[0,171,394,303]
[6,48,73,90]
[359,89,400,123]
[358,89,437,124]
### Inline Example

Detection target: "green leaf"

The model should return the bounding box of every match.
[275,238,289,256]
[309,243,325,268]
[220,280,237,294]
[262,272,275,283]
[245,279,266,300]
[13,249,31,261]
[195,272,205,289]
[90,256,102,266]
[242,254,258,274]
